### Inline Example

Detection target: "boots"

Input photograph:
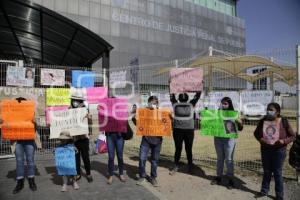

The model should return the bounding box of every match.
[13,179,24,194]
[28,177,37,191]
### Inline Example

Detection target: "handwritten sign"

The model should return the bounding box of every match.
[98,98,128,133]
[0,87,45,117]
[136,108,172,137]
[55,145,77,175]
[0,100,35,140]
[6,66,35,87]
[86,87,108,104]
[200,109,239,138]
[170,68,203,93]
[46,88,70,106]
[72,70,95,88]
[41,68,65,86]
[45,106,69,125]
[262,121,280,145]
[50,107,89,139]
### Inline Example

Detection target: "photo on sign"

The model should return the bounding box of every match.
[223,120,237,134]
[262,121,279,145]
[41,68,65,86]
[6,66,35,87]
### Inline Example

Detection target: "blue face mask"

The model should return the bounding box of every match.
[267,110,276,117]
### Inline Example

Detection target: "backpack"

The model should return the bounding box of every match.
[289,134,300,169]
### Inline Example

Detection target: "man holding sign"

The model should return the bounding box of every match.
[135,96,172,187]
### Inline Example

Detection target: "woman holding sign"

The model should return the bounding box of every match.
[254,103,295,200]
[0,97,38,194]
[210,97,243,189]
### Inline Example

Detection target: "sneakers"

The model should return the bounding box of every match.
[13,179,24,194]
[136,177,146,186]
[73,181,79,190]
[107,176,113,185]
[169,166,179,176]
[28,177,37,191]
[86,175,93,183]
[210,177,222,185]
[61,184,67,192]
[149,177,159,187]
[227,179,235,190]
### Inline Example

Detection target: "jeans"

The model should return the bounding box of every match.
[75,138,91,176]
[173,129,194,166]
[261,147,286,199]
[106,133,124,176]
[15,140,36,180]
[214,137,236,177]
[139,137,162,178]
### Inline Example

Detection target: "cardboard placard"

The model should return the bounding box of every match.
[41,68,65,86]
[200,109,239,138]
[72,70,95,88]
[45,106,69,125]
[46,88,70,106]
[136,108,172,137]
[55,145,77,175]
[6,66,35,87]
[98,98,128,133]
[170,68,203,93]
[0,100,35,140]
[50,107,89,139]
[86,87,108,104]
[262,121,280,145]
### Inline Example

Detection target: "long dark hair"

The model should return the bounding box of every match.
[221,97,234,111]
[266,102,281,116]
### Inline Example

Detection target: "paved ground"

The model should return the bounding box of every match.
[0,155,159,200]
[0,154,299,200]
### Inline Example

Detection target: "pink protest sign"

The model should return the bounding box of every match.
[170,68,203,93]
[46,106,69,125]
[86,87,108,104]
[98,98,128,133]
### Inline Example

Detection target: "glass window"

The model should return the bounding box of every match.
[99,19,111,35]
[43,0,54,10]
[147,2,154,15]
[55,0,67,12]
[78,16,89,29]
[101,5,111,20]
[90,18,100,34]
[111,22,120,36]
[90,2,101,18]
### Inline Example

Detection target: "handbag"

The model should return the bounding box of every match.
[96,134,107,154]
[122,120,134,140]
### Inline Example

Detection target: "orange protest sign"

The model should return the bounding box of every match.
[0,100,35,140]
[136,108,172,137]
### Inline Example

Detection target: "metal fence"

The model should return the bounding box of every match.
[0,46,298,178]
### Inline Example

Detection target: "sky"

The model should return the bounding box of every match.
[237,0,300,53]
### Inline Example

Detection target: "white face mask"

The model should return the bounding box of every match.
[148,103,158,109]
[72,101,80,108]
[267,110,276,117]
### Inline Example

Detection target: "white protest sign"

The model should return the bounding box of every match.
[50,107,89,139]
[109,70,127,88]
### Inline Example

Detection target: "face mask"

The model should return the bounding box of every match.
[72,101,80,108]
[266,110,276,120]
[222,105,229,109]
[148,103,157,109]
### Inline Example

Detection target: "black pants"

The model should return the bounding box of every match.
[173,129,194,166]
[75,138,91,176]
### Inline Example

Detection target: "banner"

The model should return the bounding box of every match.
[40,68,65,86]
[45,106,69,125]
[86,87,108,104]
[109,70,127,88]
[0,100,35,140]
[170,68,203,93]
[136,108,172,137]
[200,109,239,138]
[55,145,77,175]
[6,66,35,87]
[262,121,280,145]
[0,87,45,117]
[241,90,273,116]
[205,91,240,111]
[46,88,70,106]
[72,70,95,88]
[50,107,89,139]
[98,98,128,133]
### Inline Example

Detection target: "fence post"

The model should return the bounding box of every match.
[208,46,213,92]
[297,45,300,136]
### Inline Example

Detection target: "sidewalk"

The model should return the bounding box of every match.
[0,154,299,200]
[0,155,159,200]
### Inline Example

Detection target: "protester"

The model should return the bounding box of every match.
[56,131,79,192]
[169,92,201,175]
[135,96,162,187]
[210,97,243,189]
[254,103,295,200]
[0,97,39,194]
[70,93,93,183]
